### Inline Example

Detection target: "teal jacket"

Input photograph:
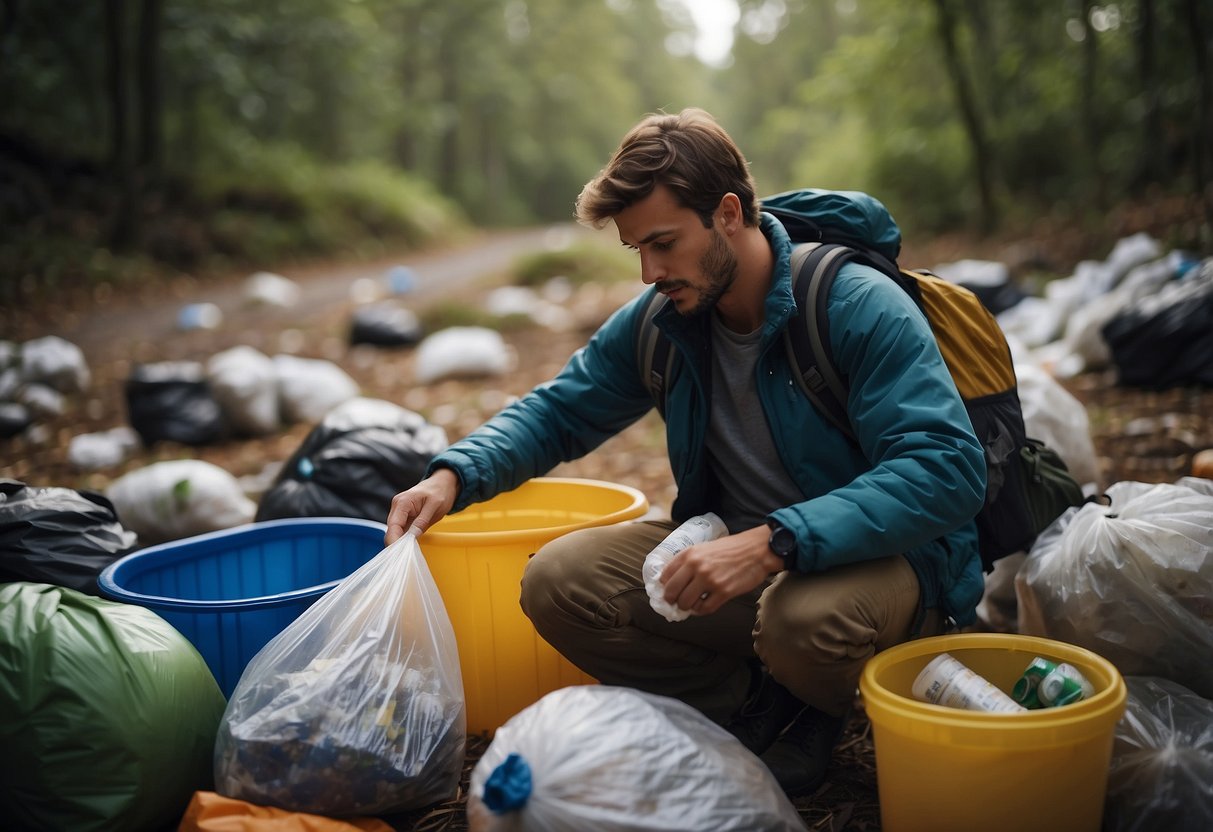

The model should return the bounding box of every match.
[429,194,987,625]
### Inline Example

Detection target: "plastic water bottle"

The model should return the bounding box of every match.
[643,513,728,623]
[911,653,1027,713]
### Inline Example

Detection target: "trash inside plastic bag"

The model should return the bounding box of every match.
[20,334,91,394]
[207,345,281,436]
[467,686,804,832]
[107,459,256,545]
[1102,260,1213,388]
[1015,361,1098,486]
[68,425,141,470]
[215,534,465,817]
[1103,676,1213,832]
[125,360,226,446]
[349,303,423,347]
[256,397,446,522]
[414,327,516,384]
[274,354,360,424]
[1016,479,1213,698]
[0,479,139,594]
[244,271,301,308]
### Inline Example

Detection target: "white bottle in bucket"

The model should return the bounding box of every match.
[911,653,1027,713]
[643,513,729,623]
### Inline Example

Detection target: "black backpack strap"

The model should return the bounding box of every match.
[636,290,675,418]
[786,242,857,442]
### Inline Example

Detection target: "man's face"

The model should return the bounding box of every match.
[615,184,738,317]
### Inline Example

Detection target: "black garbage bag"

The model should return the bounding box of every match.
[256,398,447,522]
[961,279,1028,317]
[125,361,226,446]
[0,401,33,438]
[349,302,424,347]
[1103,269,1213,388]
[0,479,139,595]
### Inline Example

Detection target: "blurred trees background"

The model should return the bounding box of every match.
[1,0,1209,298]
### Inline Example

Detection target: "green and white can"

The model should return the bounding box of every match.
[1013,656,1095,708]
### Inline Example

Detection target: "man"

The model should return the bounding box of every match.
[386,108,986,794]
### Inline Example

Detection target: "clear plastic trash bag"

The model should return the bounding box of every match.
[1016,479,1213,698]
[215,534,466,817]
[466,685,804,832]
[1104,676,1213,832]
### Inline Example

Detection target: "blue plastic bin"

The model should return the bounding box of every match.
[98,517,387,697]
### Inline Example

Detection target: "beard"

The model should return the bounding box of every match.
[665,227,738,318]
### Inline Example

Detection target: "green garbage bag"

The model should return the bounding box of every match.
[0,582,227,832]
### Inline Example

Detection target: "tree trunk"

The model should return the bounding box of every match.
[104,0,138,250]
[1185,0,1213,226]
[931,0,997,230]
[1134,0,1165,187]
[135,0,164,175]
[1081,0,1106,208]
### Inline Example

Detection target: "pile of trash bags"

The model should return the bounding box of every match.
[0,335,90,439]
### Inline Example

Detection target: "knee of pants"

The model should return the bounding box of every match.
[519,534,583,631]
[753,578,859,669]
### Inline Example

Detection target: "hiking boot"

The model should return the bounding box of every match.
[723,670,806,756]
[759,705,850,796]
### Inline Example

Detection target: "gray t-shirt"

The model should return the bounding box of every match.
[705,312,805,533]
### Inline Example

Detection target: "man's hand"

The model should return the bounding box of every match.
[659,525,784,615]
[385,467,460,544]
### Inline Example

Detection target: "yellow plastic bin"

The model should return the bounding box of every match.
[422,477,648,734]
[860,633,1126,832]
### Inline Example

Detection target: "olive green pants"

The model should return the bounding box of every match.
[519,519,943,723]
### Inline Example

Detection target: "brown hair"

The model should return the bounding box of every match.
[575,108,759,229]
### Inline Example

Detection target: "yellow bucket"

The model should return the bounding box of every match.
[423,477,648,734]
[860,633,1126,832]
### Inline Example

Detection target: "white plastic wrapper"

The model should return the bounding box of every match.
[273,354,360,424]
[414,327,516,385]
[215,534,465,817]
[1104,676,1213,832]
[1016,480,1213,698]
[466,686,804,832]
[106,459,256,544]
[643,513,728,623]
[207,345,280,435]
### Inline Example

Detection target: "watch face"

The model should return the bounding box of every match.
[771,526,795,556]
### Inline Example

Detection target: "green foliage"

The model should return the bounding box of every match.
[2,0,1210,282]
[418,301,531,333]
[510,243,636,287]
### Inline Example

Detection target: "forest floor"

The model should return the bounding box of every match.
[3,213,1212,830]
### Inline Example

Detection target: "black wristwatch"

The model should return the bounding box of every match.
[767,521,798,572]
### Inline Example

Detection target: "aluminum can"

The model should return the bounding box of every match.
[1013,656,1095,708]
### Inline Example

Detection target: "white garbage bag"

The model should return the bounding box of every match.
[273,354,360,424]
[414,327,516,385]
[467,686,804,832]
[107,459,256,545]
[1016,480,1213,698]
[20,335,90,394]
[207,346,280,436]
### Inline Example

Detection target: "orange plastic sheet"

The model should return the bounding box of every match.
[178,792,395,832]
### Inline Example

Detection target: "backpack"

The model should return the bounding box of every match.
[636,189,1085,571]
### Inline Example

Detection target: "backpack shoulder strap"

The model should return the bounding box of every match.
[785,242,858,442]
[636,290,675,417]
